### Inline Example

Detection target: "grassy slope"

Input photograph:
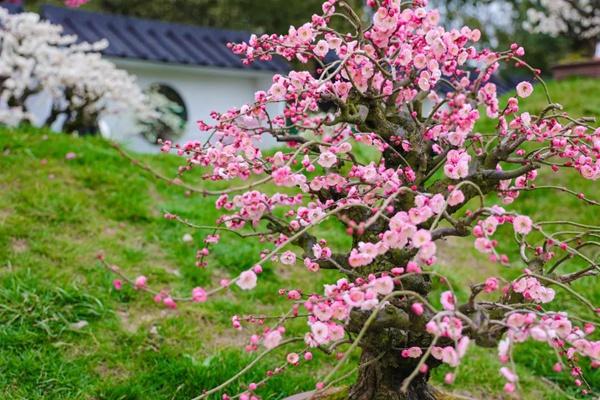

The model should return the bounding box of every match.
[0,128,344,399]
[0,78,598,399]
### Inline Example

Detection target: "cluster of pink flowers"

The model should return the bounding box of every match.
[471,209,536,262]
[499,312,600,392]
[302,275,397,346]
[443,150,471,180]
[512,277,555,304]
[216,191,303,228]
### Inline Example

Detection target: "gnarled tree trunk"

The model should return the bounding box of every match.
[349,349,438,400]
[345,295,442,400]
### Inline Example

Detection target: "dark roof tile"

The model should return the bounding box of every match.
[40,4,289,72]
[1,3,23,13]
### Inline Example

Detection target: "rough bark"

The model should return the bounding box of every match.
[348,350,438,400]
[345,304,442,400]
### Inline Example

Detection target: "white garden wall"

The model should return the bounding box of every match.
[24,58,280,152]
[102,58,280,152]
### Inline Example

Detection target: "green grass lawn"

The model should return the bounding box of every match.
[0,78,599,399]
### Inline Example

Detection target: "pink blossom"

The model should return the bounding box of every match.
[313,40,330,57]
[373,276,394,295]
[481,217,499,236]
[263,330,282,349]
[551,319,572,338]
[343,288,365,308]
[297,23,314,43]
[402,347,423,358]
[474,237,494,254]
[192,287,208,303]
[286,352,300,364]
[269,82,287,101]
[237,270,257,290]
[318,151,337,168]
[516,81,533,98]
[500,367,518,382]
[220,279,230,287]
[348,249,370,268]
[507,313,527,329]
[411,302,424,316]
[373,7,398,31]
[442,346,459,366]
[457,337,470,357]
[406,261,421,273]
[440,291,456,311]
[328,323,345,341]
[498,338,510,363]
[483,277,499,293]
[444,372,455,385]
[163,297,177,309]
[512,277,554,304]
[553,363,563,372]
[310,321,329,344]
[513,215,533,235]
[504,383,516,393]
[444,150,471,179]
[313,303,333,321]
[447,189,465,206]
[280,251,297,265]
[429,194,445,214]
[312,243,324,258]
[134,275,147,290]
[417,241,437,262]
[412,229,431,248]
[529,326,548,341]
[512,278,528,293]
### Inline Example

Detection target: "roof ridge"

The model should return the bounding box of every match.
[39,4,289,72]
[40,4,253,37]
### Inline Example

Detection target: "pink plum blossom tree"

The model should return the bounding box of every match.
[104,0,600,398]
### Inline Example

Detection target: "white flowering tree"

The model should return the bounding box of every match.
[137,84,187,144]
[0,7,154,134]
[525,0,600,56]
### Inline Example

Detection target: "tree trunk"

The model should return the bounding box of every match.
[348,350,438,400]
[344,288,439,400]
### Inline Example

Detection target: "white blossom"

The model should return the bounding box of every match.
[525,0,600,42]
[0,7,155,132]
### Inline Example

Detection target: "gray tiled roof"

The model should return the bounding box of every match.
[40,4,289,72]
[1,3,23,13]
